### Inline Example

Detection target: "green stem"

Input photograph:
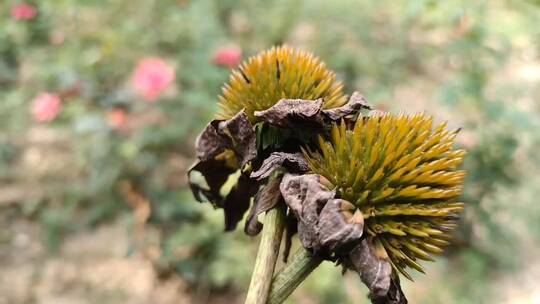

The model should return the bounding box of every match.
[268,247,323,304]
[244,206,286,304]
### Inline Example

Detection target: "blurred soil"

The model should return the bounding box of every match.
[0,217,241,304]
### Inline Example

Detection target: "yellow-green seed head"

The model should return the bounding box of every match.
[304,113,467,280]
[217,45,348,121]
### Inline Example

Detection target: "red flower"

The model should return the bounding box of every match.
[107,109,128,130]
[31,93,62,123]
[11,3,37,21]
[132,57,175,102]
[212,46,242,68]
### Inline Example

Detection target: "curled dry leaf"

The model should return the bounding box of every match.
[250,152,309,180]
[222,172,260,231]
[282,213,298,262]
[279,173,363,254]
[371,277,408,304]
[254,92,371,130]
[188,159,258,231]
[279,173,334,251]
[189,110,259,231]
[322,91,371,120]
[317,199,364,251]
[245,178,283,236]
[246,152,310,236]
[195,110,256,167]
[347,238,408,303]
[188,159,236,204]
[348,237,392,298]
[254,98,324,129]
[278,174,406,302]
[194,119,228,161]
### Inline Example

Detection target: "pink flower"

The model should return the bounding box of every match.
[132,57,175,102]
[31,93,62,123]
[107,109,128,130]
[212,46,242,68]
[11,3,37,21]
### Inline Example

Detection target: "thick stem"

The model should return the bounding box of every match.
[244,206,286,304]
[268,247,323,304]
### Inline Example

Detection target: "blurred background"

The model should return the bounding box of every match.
[1,1,540,303]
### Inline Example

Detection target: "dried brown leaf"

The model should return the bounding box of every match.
[188,159,258,231]
[222,172,260,231]
[195,121,229,161]
[188,159,236,204]
[318,199,364,251]
[253,93,370,131]
[280,174,334,251]
[195,110,256,167]
[245,178,283,236]
[348,237,392,298]
[322,91,371,120]
[250,152,309,180]
[254,98,324,129]
[279,173,363,254]
[371,277,408,304]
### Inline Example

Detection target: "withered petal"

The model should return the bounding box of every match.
[279,173,335,216]
[318,199,364,251]
[188,159,236,205]
[188,159,259,231]
[221,110,257,166]
[280,174,323,235]
[280,173,334,251]
[222,173,260,231]
[245,178,283,236]
[348,237,393,299]
[282,213,298,263]
[251,152,309,180]
[254,98,324,129]
[195,122,230,161]
[195,110,256,167]
[253,93,370,130]
[322,91,371,120]
[279,173,370,254]
[371,277,408,304]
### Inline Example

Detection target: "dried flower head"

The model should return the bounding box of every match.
[304,113,467,279]
[217,45,348,121]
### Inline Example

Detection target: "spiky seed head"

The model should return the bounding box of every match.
[304,113,467,280]
[217,45,348,121]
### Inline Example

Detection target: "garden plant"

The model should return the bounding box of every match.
[189,46,467,304]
